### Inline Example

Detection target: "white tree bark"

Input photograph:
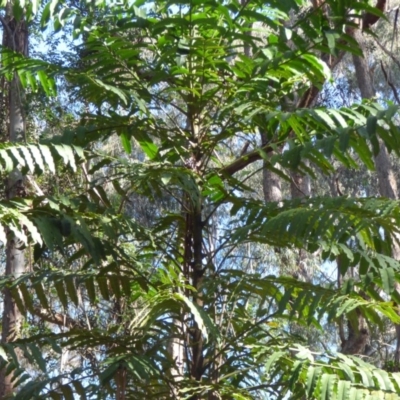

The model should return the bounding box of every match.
[0,1,28,396]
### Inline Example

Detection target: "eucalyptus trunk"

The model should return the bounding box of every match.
[350,28,400,359]
[260,132,282,203]
[0,1,28,396]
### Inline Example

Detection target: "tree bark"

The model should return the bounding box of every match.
[290,166,310,198]
[0,1,28,397]
[351,30,396,202]
[348,28,400,357]
[260,133,282,203]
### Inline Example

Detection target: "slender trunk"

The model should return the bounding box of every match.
[178,105,204,400]
[168,321,185,373]
[168,316,184,398]
[0,2,28,396]
[189,179,204,386]
[183,187,204,400]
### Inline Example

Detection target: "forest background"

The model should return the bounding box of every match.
[1,0,400,399]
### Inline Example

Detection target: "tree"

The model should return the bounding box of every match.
[0,0,30,396]
[1,0,400,399]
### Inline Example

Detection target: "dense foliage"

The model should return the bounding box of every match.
[1,0,400,399]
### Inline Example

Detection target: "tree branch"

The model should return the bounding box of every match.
[32,307,80,329]
[374,37,400,70]
[219,143,272,176]
[363,0,387,30]
[380,60,400,104]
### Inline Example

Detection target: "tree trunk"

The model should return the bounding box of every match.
[290,165,311,280]
[177,106,205,400]
[260,132,282,203]
[290,165,310,198]
[167,316,184,398]
[351,30,397,200]
[0,1,28,397]
[348,28,400,357]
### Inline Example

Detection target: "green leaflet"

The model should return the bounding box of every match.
[120,128,132,154]
[380,267,395,294]
[0,143,83,174]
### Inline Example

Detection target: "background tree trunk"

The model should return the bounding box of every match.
[347,28,400,357]
[0,1,28,396]
[290,165,310,198]
[260,133,282,203]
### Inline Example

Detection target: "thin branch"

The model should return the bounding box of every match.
[380,60,400,104]
[374,36,400,70]
[32,307,80,329]
[290,173,308,197]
